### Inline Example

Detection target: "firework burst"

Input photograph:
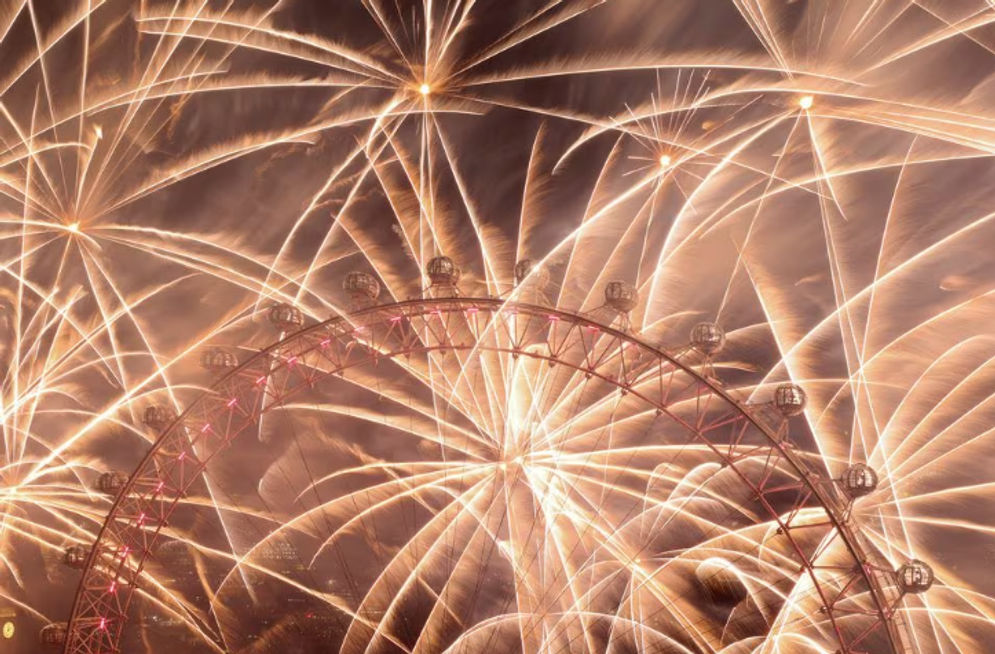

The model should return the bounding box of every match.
[0,1,992,653]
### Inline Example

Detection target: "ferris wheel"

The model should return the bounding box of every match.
[50,260,931,654]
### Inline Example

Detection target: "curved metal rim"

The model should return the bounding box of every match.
[63,297,904,653]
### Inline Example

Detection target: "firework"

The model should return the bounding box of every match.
[0,1,991,653]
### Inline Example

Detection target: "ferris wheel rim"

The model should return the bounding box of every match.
[62,296,905,654]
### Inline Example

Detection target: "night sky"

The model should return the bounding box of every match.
[1,1,994,653]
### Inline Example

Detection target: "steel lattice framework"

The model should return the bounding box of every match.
[63,298,913,653]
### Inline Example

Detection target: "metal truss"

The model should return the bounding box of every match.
[63,298,909,653]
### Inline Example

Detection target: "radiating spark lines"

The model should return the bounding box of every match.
[0,1,989,653]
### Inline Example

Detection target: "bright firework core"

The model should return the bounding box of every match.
[2,2,990,654]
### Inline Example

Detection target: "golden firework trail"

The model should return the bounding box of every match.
[0,1,992,653]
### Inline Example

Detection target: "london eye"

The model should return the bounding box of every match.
[62,278,923,652]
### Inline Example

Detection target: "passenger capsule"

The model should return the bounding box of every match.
[268,303,304,332]
[514,258,550,286]
[96,471,128,496]
[342,271,381,305]
[897,560,934,594]
[142,405,177,433]
[841,463,878,499]
[63,544,90,569]
[773,383,807,417]
[514,259,535,285]
[604,281,638,313]
[426,256,461,287]
[200,347,238,372]
[39,622,68,647]
[690,322,725,355]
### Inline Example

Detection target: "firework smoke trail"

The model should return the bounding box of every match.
[0,1,993,653]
